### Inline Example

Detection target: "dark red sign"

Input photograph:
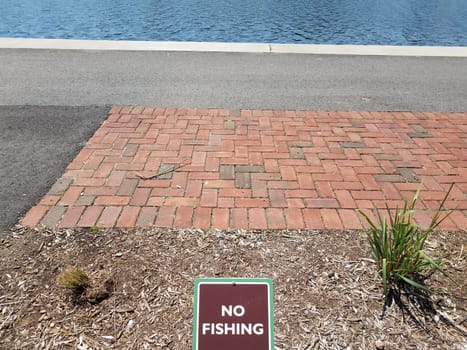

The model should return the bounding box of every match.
[193,279,274,350]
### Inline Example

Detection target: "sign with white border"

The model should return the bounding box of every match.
[193,278,274,350]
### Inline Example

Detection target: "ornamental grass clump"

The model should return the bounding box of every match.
[359,184,454,315]
[56,266,90,296]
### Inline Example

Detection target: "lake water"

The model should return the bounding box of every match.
[1,0,466,46]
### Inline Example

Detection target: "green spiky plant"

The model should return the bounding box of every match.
[359,183,454,314]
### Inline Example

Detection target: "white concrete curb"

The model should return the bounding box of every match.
[0,38,466,57]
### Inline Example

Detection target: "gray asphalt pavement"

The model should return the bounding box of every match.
[0,106,108,231]
[1,49,466,111]
[0,49,466,231]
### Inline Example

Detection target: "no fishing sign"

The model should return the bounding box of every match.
[192,278,274,350]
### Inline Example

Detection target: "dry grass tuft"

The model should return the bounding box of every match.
[56,266,89,295]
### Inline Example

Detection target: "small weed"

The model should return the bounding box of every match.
[56,266,90,296]
[359,183,453,317]
[90,225,100,233]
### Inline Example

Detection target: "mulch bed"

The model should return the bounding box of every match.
[0,226,465,349]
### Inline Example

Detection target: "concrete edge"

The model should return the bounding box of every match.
[1,38,467,57]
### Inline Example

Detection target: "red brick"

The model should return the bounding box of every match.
[130,187,150,206]
[280,166,297,181]
[285,208,305,229]
[305,199,339,208]
[303,209,325,229]
[74,178,106,187]
[193,207,212,229]
[155,206,176,227]
[77,206,103,227]
[218,188,251,198]
[39,195,61,206]
[174,207,194,227]
[203,180,235,188]
[269,189,287,207]
[185,179,202,197]
[315,181,334,198]
[248,208,267,229]
[59,206,85,228]
[21,205,49,227]
[97,206,122,227]
[94,196,130,206]
[297,173,315,189]
[58,186,83,206]
[285,189,317,198]
[117,206,140,227]
[230,208,248,229]
[218,197,235,208]
[200,189,218,207]
[335,190,357,209]
[339,209,363,230]
[136,207,158,227]
[165,197,199,207]
[147,196,165,206]
[351,191,385,200]
[321,209,343,230]
[235,198,269,208]
[266,208,286,229]
[212,208,230,229]
[357,174,379,191]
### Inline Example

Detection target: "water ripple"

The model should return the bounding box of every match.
[0,0,466,46]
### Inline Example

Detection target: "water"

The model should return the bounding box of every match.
[1,0,466,46]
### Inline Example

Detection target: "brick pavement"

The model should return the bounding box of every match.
[21,107,466,231]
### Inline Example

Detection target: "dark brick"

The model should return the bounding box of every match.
[235,172,251,189]
[288,147,305,159]
[398,168,419,183]
[40,206,66,228]
[235,165,265,173]
[157,163,175,179]
[350,119,365,128]
[220,165,235,180]
[374,174,404,183]
[287,141,313,148]
[224,120,235,130]
[339,142,366,148]
[48,178,73,195]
